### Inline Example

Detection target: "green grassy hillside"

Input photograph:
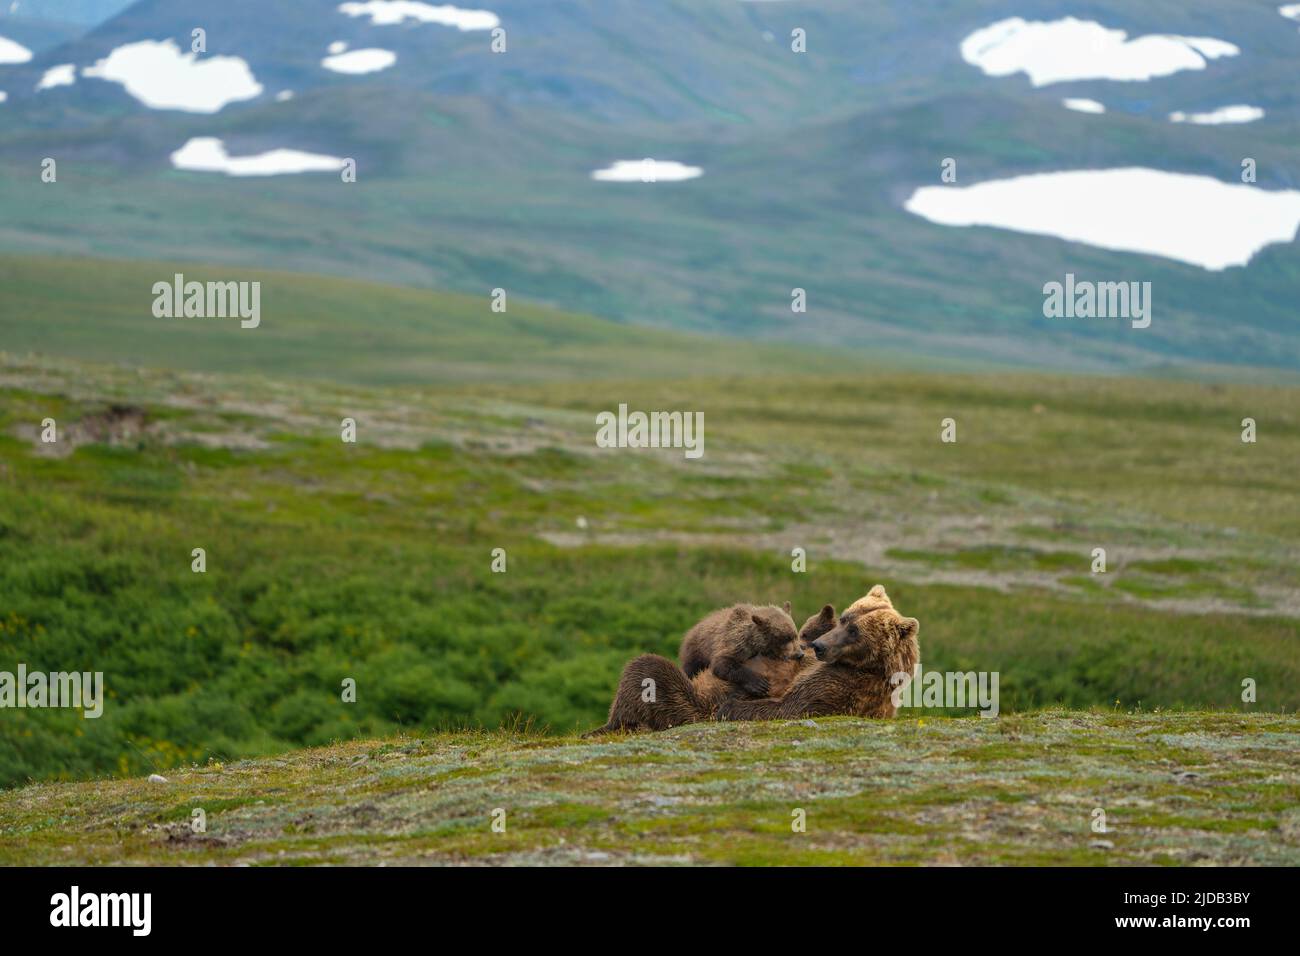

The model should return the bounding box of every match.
[5,2,1300,374]
[0,255,832,383]
[4,712,1297,865]
[2,346,1297,787]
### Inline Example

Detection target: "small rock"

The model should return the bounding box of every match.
[800,720,818,729]
[1089,840,1114,850]
[584,851,611,861]
[148,774,168,784]
[1173,771,1201,782]
[576,516,589,530]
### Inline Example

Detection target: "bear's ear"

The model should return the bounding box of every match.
[782,601,792,615]
[897,616,919,640]
[868,584,889,599]
[818,603,835,621]
[750,613,767,629]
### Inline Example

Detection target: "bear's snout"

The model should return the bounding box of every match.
[811,640,828,661]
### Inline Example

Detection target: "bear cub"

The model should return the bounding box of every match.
[585,603,841,736]
[678,602,803,697]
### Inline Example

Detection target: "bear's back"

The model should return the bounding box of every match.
[678,605,746,676]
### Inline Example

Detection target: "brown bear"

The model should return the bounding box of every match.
[677,602,803,698]
[583,653,703,736]
[796,602,837,648]
[720,585,919,721]
[693,602,832,704]
[585,605,839,736]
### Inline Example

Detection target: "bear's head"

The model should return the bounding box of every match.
[807,586,918,676]
[798,603,837,646]
[844,583,894,617]
[745,604,805,662]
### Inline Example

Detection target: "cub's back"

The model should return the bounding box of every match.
[678,606,736,677]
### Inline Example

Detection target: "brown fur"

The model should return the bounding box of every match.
[584,654,702,735]
[797,603,837,646]
[677,603,803,697]
[584,605,841,736]
[720,585,919,721]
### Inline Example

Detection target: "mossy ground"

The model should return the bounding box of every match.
[3,711,1297,866]
[2,352,1299,786]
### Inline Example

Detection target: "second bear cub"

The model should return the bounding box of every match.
[678,603,803,697]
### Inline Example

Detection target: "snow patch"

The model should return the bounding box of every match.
[83,39,262,113]
[322,48,396,74]
[1063,98,1105,114]
[591,159,703,182]
[337,2,499,30]
[961,17,1238,86]
[1169,105,1263,125]
[36,63,75,90]
[0,34,32,64]
[171,137,346,177]
[904,168,1300,271]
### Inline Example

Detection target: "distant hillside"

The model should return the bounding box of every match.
[2,1,135,27]
[0,254,834,383]
[0,0,131,53]
[0,0,997,124]
[0,17,78,54]
[1,2,1298,374]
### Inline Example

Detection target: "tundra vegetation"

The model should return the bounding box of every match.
[0,257,1297,796]
[4,714,1297,865]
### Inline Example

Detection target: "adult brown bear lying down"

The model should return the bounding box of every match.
[722,585,919,721]
[586,586,919,734]
[584,604,835,736]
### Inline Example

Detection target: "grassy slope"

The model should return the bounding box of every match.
[1,348,1298,788]
[1,251,1298,860]
[0,254,833,383]
[7,133,1300,377]
[4,712,1298,865]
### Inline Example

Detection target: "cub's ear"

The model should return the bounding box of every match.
[818,603,835,621]
[751,613,766,628]
[868,584,889,599]
[898,617,919,640]
[782,601,792,615]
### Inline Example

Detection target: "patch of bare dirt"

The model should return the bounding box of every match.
[14,403,153,458]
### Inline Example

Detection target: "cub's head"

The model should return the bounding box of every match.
[798,604,837,646]
[807,586,918,676]
[745,604,804,662]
